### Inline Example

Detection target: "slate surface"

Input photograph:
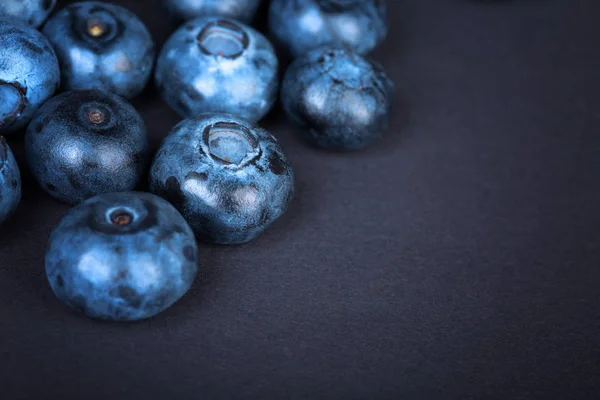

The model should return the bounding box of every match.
[1,0,599,398]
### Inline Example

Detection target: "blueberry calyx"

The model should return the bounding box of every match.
[73,8,120,45]
[202,121,258,166]
[88,110,105,124]
[86,18,108,38]
[79,102,114,130]
[197,20,249,59]
[109,209,134,226]
[0,82,28,130]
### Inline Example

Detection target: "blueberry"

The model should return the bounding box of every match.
[149,114,294,244]
[0,137,21,224]
[281,47,394,150]
[0,0,56,29]
[45,191,198,321]
[164,0,262,24]
[25,90,149,204]
[0,20,60,135]
[268,0,388,58]
[42,2,155,99]
[155,17,278,122]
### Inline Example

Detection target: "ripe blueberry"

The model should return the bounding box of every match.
[269,0,388,58]
[156,17,278,122]
[150,114,294,244]
[43,1,155,99]
[281,47,394,150]
[0,19,60,135]
[45,191,198,321]
[25,90,150,204]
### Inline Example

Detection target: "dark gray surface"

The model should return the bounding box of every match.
[1,0,599,398]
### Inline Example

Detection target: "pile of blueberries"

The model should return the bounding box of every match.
[0,0,393,321]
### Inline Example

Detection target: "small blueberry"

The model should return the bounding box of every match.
[25,90,150,204]
[149,114,294,244]
[45,191,199,321]
[155,17,278,122]
[268,0,388,58]
[43,1,155,99]
[0,137,22,225]
[164,0,262,24]
[0,0,56,29]
[281,47,394,150]
[0,19,60,135]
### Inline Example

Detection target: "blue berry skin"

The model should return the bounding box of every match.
[25,90,150,205]
[0,19,60,135]
[281,47,394,150]
[155,17,278,122]
[0,137,21,224]
[0,0,56,29]
[149,114,294,245]
[42,2,155,99]
[268,0,388,58]
[45,191,199,321]
[164,0,262,24]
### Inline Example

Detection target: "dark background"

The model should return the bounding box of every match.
[1,0,599,398]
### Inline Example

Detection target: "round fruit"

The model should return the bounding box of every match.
[150,114,294,244]
[25,90,149,204]
[0,19,60,135]
[268,0,388,58]
[43,1,155,99]
[156,17,278,122]
[281,47,394,150]
[45,191,199,321]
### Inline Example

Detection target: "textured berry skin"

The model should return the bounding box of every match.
[149,114,294,244]
[0,19,60,135]
[281,47,394,150]
[164,0,262,24]
[45,191,199,321]
[43,1,155,99]
[0,0,56,28]
[25,90,149,205]
[0,137,21,224]
[156,17,278,122]
[268,0,388,58]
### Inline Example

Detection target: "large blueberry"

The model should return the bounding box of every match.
[45,191,199,321]
[281,47,394,150]
[149,114,294,244]
[0,20,60,135]
[0,0,56,28]
[43,2,155,99]
[164,0,262,24]
[25,90,149,204]
[0,137,21,225]
[155,17,278,122]
[268,0,388,58]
